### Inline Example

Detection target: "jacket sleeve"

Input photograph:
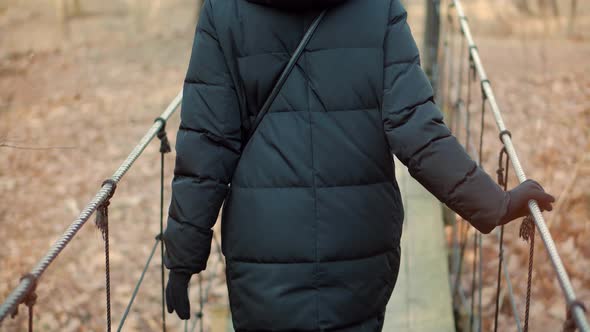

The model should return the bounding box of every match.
[163,0,242,274]
[381,1,508,234]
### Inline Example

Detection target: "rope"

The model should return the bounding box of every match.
[96,178,117,332]
[450,18,472,312]
[477,231,483,332]
[443,1,590,330]
[155,118,172,154]
[469,232,478,332]
[493,147,509,332]
[519,215,535,332]
[155,117,172,332]
[107,117,174,332]
[475,61,488,332]
[11,274,38,332]
[464,48,477,332]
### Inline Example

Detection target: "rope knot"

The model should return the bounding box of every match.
[9,274,38,319]
[563,300,587,332]
[95,178,116,331]
[96,179,117,240]
[20,274,37,309]
[154,117,172,154]
[519,215,535,243]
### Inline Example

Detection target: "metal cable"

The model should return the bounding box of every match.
[450,1,589,330]
[0,91,183,323]
[117,238,160,331]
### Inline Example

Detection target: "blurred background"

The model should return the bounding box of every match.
[0,0,588,331]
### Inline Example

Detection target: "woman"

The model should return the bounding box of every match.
[163,0,554,330]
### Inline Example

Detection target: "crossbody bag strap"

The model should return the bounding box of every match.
[245,9,327,143]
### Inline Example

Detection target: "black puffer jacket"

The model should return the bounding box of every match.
[164,0,509,330]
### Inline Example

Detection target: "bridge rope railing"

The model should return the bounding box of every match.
[439,0,589,331]
[0,91,227,331]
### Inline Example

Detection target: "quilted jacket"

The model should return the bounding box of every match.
[163,0,509,330]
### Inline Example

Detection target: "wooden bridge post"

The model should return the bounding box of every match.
[423,0,441,98]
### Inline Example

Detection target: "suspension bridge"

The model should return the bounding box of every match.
[1,0,588,331]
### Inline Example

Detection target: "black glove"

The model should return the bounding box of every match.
[166,271,192,320]
[500,179,555,225]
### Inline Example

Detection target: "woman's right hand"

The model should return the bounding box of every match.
[499,179,555,226]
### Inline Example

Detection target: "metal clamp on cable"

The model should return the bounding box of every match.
[154,117,172,154]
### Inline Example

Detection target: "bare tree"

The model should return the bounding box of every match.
[514,0,560,17]
[55,0,82,36]
[538,0,560,17]
[568,0,578,36]
[514,0,534,16]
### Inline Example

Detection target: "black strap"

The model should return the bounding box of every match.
[246,10,327,142]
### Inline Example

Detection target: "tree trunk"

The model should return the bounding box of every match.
[568,0,578,36]
[537,0,559,17]
[548,0,560,17]
[423,0,441,96]
[514,0,533,16]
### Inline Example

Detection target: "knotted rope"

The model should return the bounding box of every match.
[155,117,171,332]
[519,214,535,332]
[96,178,117,332]
[493,147,509,332]
[9,273,38,332]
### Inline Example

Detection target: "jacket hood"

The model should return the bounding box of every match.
[245,0,348,11]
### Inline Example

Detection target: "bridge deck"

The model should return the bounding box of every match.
[382,163,455,331]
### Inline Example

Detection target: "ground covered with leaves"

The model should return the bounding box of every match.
[0,0,588,331]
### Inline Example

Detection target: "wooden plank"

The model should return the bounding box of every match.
[383,163,455,332]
